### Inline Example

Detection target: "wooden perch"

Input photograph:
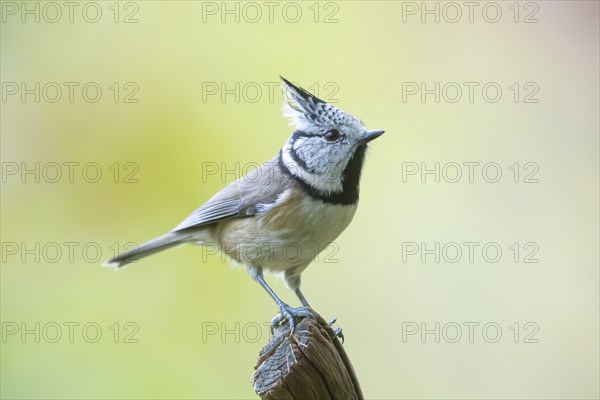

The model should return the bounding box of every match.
[252,310,363,400]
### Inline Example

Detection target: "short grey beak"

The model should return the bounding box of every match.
[361,129,385,143]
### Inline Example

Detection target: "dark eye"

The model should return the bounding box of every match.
[323,129,341,142]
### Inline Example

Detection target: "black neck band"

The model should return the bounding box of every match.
[277,145,366,205]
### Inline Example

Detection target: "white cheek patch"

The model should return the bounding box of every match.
[294,139,327,171]
[282,142,343,193]
[294,137,345,174]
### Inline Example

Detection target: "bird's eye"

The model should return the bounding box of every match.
[323,129,341,142]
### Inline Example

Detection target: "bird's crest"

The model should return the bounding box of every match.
[280,76,358,131]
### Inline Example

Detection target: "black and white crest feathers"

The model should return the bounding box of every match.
[280,76,360,132]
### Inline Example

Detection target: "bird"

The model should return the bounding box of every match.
[104,77,384,333]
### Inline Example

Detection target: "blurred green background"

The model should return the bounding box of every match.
[1,1,598,399]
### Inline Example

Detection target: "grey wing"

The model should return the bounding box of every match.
[171,197,242,232]
[171,156,289,232]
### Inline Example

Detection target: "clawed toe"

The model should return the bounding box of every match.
[328,316,344,343]
[333,327,344,343]
[270,313,284,334]
[270,304,312,334]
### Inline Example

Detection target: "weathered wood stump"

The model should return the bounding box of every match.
[252,310,363,400]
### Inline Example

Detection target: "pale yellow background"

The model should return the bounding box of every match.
[1,1,598,399]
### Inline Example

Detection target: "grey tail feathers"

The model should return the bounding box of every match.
[102,232,189,269]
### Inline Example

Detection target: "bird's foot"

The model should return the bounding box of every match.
[271,304,313,334]
[327,317,344,344]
